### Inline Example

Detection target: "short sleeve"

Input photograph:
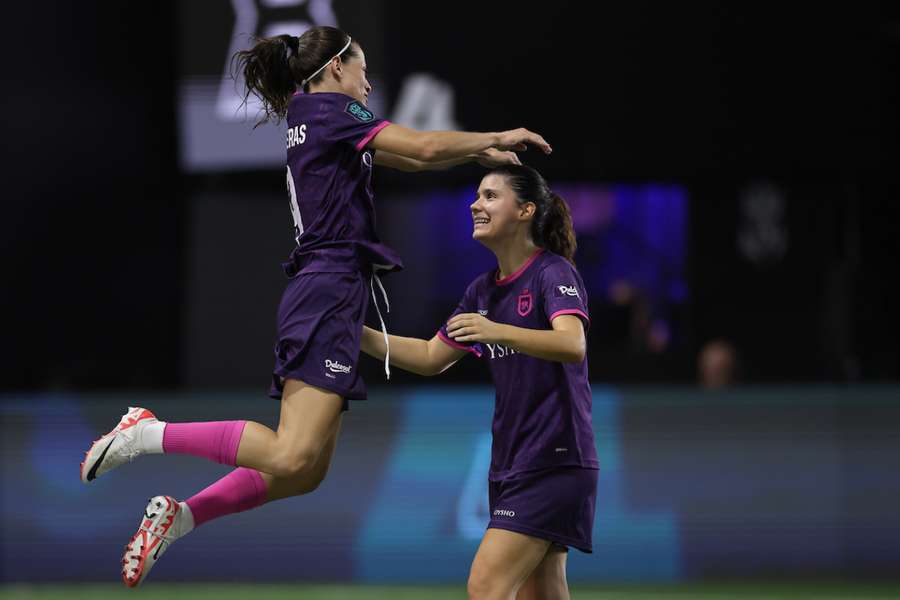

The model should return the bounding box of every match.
[540,261,590,330]
[437,282,484,358]
[323,95,391,151]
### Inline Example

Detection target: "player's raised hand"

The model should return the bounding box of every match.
[476,148,522,168]
[495,128,552,154]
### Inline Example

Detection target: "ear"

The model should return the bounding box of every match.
[519,202,537,220]
[330,56,344,79]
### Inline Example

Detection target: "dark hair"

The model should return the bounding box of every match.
[487,165,577,263]
[232,26,358,127]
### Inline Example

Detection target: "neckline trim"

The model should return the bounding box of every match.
[495,248,544,286]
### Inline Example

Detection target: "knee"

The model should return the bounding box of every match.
[467,567,497,600]
[269,448,318,480]
[301,466,328,492]
[282,468,326,496]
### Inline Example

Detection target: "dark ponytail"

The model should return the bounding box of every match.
[540,192,577,263]
[232,26,357,127]
[487,165,578,264]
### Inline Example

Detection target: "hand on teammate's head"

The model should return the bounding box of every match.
[496,128,552,155]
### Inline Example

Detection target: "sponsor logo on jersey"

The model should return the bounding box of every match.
[557,285,580,297]
[493,509,516,518]
[325,359,352,374]
[517,288,533,317]
[485,343,518,360]
[478,309,488,316]
[346,101,374,122]
[362,151,373,167]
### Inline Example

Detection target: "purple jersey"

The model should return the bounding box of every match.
[283,92,402,275]
[439,249,598,480]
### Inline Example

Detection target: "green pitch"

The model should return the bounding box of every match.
[2,582,900,600]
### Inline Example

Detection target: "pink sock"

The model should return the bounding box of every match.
[162,421,247,465]
[185,467,268,528]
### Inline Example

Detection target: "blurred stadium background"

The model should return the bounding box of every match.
[2,1,899,598]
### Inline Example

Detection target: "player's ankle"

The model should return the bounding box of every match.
[177,501,196,536]
[140,421,166,454]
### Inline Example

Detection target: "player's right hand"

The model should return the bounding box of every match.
[476,148,522,168]
[495,128,552,155]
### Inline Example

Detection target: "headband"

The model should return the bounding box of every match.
[301,36,352,87]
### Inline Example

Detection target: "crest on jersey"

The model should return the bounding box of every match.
[517,289,533,317]
[346,100,374,122]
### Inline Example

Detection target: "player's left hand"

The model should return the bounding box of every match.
[447,313,505,343]
[476,148,522,168]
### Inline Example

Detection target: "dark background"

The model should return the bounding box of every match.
[3,1,898,388]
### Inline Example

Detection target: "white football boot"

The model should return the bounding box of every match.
[80,406,160,483]
[122,495,193,587]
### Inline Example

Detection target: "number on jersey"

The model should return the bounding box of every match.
[286,165,304,245]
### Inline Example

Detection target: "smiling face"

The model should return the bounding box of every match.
[336,44,372,106]
[470,173,536,247]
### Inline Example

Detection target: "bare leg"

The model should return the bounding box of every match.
[235,378,344,479]
[261,413,342,501]
[516,545,569,600]
[467,528,551,600]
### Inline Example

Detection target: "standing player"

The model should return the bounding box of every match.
[78,26,551,587]
[360,165,597,600]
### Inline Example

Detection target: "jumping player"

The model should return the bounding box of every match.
[360,165,597,600]
[79,26,551,587]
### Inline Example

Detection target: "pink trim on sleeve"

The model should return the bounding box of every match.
[437,330,483,357]
[549,308,590,325]
[355,120,392,151]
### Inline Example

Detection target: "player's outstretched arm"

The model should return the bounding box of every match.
[361,326,467,376]
[368,124,551,163]
[374,148,521,172]
[445,314,586,363]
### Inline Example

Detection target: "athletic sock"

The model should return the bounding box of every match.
[184,468,267,527]
[162,421,247,465]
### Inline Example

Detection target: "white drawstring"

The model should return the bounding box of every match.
[370,272,391,379]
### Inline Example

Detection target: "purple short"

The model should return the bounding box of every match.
[488,467,598,553]
[268,270,370,409]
